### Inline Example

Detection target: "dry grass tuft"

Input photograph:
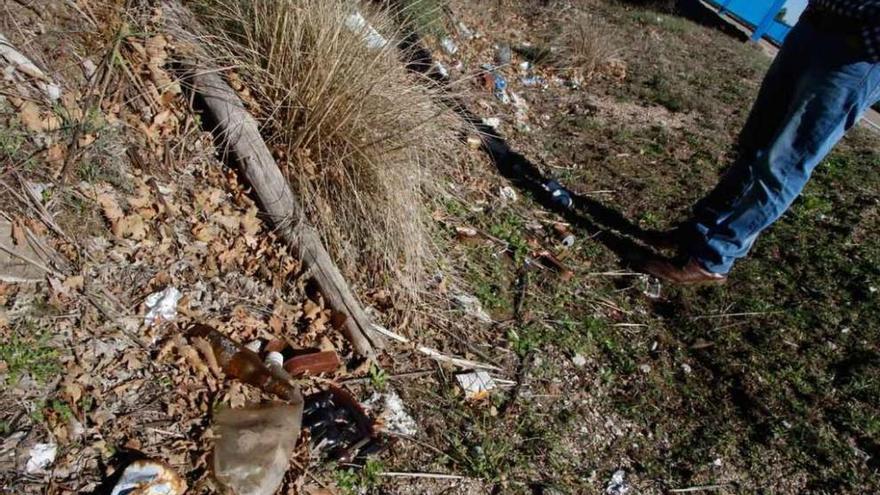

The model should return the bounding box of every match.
[556,12,620,80]
[194,0,464,304]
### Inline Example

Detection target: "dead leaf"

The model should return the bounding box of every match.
[10,218,26,247]
[303,298,322,321]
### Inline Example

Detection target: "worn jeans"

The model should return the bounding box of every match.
[688,19,880,274]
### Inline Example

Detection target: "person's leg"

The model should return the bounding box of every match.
[691,40,880,274]
[690,21,814,229]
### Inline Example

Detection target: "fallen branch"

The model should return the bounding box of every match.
[164,3,382,357]
[371,324,502,371]
[378,471,471,481]
[668,483,734,493]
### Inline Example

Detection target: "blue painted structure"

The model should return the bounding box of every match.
[707,0,793,45]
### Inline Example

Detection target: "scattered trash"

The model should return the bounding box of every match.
[542,180,573,209]
[245,340,262,353]
[456,370,496,400]
[495,43,512,66]
[641,275,662,299]
[606,469,631,495]
[364,390,418,436]
[188,324,302,402]
[431,61,449,79]
[455,226,479,240]
[81,58,97,80]
[493,73,510,104]
[572,354,587,367]
[456,21,475,40]
[144,287,182,326]
[440,36,458,55]
[561,234,576,248]
[518,61,531,72]
[510,91,530,131]
[0,219,49,283]
[109,459,187,495]
[532,250,574,281]
[499,186,518,203]
[25,442,56,474]
[638,364,651,374]
[344,11,388,49]
[213,403,302,495]
[467,135,483,149]
[303,386,382,462]
[681,363,692,374]
[283,350,341,376]
[482,117,501,129]
[452,293,493,323]
[264,351,284,368]
[520,75,547,87]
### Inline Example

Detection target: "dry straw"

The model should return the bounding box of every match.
[195,0,464,305]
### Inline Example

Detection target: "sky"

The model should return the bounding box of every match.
[783,0,809,24]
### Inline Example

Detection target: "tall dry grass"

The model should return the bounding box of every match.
[557,12,620,80]
[194,0,463,304]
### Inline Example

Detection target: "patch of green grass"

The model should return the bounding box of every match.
[368,363,389,390]
[629,10,693,33]
[0,321,62,385]
[333,459,385,495]
[397,0,447,38]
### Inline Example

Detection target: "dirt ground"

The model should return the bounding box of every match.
[2,0,879,494]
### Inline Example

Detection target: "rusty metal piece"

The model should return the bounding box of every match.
[283,351,341,376]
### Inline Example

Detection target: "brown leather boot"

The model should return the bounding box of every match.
[641,257,727,285]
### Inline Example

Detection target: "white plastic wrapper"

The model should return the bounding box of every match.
[144,286,182,326]
[345,11,388,50]
[456,371,496,399]
[25,443,56,473]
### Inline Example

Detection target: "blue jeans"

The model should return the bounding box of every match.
[688,20,880,274]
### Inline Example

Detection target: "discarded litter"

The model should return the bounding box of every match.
[499,186,518,203]
[303,386,383,462]
[25,442,56,474]
[493,73,510,104]
[495,43,512,66]
[532,250,574,281]
[520,75,547,87]
[606,469,631,495]
[456,21,475,40]
[542,180,573,209]
[109,459,186,495]
[344,11,388,49]
[510,91,530,131]
[641,275,662,299]
[572,354,587,367]
[440,36,458,55]
[561,234,576,248]
[456,370,496,400]
[213,403,302,495]
[452,293,493,323]
[364,390,418,436]
[283,350,341,376]
[482,117,501,129]
[432,61,449,79]
[144,287,181,326]
[188,324,302,402]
